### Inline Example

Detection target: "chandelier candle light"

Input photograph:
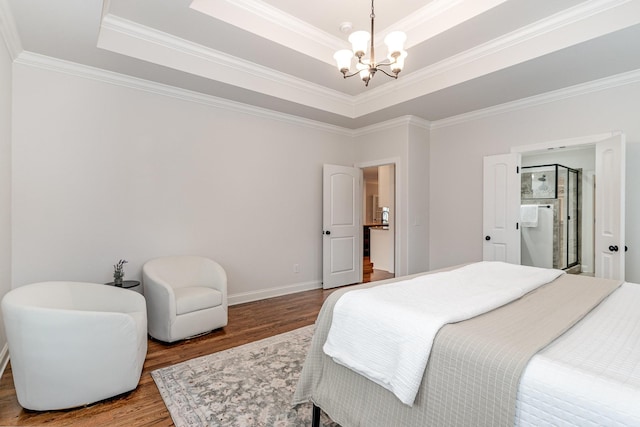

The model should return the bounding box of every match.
[333,0,407,86]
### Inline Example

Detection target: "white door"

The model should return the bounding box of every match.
[323,164,362,289]
[483,153,522,264]
[595,134,626,280]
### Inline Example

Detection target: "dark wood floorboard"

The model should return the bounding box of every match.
[0,266,391,426]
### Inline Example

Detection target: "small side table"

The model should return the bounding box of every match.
[105,280,142,294]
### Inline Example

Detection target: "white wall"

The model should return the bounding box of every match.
[11,64,356,303]
[0,28,13,370]
[429,81,640,282]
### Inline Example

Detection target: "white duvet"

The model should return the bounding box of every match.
[515,282,640,426]
[323,261,564,406]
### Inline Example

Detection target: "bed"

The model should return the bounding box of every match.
[293,262,640,427]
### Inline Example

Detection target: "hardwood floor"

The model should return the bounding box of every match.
[0,288,338,427]
[0,265,393,427]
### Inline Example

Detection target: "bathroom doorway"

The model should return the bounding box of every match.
[362,164,395,283]
[521,147,595,274]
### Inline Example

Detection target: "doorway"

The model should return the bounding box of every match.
[510,132,625,280]
[362,164,395,283]
[521,148,594,274]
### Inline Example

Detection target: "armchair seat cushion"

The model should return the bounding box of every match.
[175,286,223,315]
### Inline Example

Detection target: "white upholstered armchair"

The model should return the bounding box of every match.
[1,281,147,411]
[142,255,228,343]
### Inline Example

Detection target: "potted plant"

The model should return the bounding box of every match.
[113,259,128,286]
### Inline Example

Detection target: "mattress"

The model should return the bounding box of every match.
[515,282,640,426]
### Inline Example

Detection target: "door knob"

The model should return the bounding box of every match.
[608,245,619,252]
[324,230,331,235]
[485,236,491,241]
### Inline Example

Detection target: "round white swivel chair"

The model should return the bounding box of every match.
[1,281,148,411]
[142,255,228,343]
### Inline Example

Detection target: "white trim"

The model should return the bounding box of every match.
[353,115,431,137]
[12,51,436,138]
[0,0,23,60]
[511,131,622,153]
[190,0,344,64]
[0,343,9,381]
[100,0,640,121]
[13,51,354,137]
[228,280,322,306]
[431,69,640,129]
[356,157,404,277]
[98,14,355,118]
[354,0,640,113]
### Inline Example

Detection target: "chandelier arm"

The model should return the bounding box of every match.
[374,61,393,67]
[376,68,398,79]
[342,70,363,79]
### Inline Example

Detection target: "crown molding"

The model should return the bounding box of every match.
[99,0,640,122]
[13,47,640,138]
[191,0,344,64]
[0,0,23,60]
[98,14,356,118]
[352,115,431,137]
[12,51,432,138]
[354,0,640,115]
[13,51,354,137]
[384,0,507,50]
[431,68,640,129]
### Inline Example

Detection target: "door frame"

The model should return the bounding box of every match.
[510,132,620,154]
[356,157,402,277]
[511,131,625,279]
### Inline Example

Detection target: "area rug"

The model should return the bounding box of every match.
[151,325,338,427]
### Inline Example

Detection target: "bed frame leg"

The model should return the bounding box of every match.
[312,403,321,427]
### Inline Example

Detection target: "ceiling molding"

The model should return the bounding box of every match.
[98,14,357,118]
[190,0,345,65]
[13,50,433,138]
[13,51,355,137]
[352,115,431,137]
[98,0,640,122]
[353,0,640,115]
[190,0,510,65]
[431,68,640,129]
[0,0,23,60]
[386,0,508,50]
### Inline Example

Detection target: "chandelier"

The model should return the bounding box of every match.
[333,0,407,87]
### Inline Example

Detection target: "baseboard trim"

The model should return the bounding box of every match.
[228,280,322,306]
[0,343,9,381]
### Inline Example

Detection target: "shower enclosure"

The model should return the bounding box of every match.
[521,164,581,271]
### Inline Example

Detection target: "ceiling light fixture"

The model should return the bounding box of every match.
[333,0,407,87]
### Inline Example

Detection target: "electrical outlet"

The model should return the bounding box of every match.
[293,264,300,273]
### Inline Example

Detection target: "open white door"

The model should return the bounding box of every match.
[483,153,521,264]
[595,134,626,280]
[323,164,362,289]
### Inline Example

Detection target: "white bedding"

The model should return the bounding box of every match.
[515,282,640,426]
[323,261,564,406]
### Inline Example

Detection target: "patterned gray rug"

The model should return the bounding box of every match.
[151,325,338,426]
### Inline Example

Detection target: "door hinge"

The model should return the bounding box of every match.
[516,222,519,230]
[516,166,520,174]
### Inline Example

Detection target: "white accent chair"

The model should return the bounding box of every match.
[142,255,228,343]
[1,281,147,411]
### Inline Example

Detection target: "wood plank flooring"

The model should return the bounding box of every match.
[0,287,337,427]
[0,266,394,427]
